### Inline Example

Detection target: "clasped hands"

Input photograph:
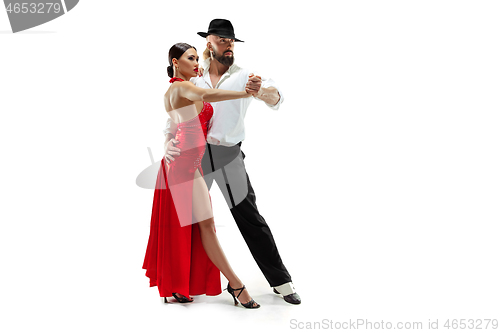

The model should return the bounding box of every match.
[245,73,262,97]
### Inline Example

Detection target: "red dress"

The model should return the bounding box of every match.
[142,84,221,298]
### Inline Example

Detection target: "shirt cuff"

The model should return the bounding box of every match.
[264,89,284,110]
[260,78,284,110]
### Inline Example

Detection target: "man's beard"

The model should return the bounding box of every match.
[213,48,234,67]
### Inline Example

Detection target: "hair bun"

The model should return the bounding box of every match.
[167,65,174,78]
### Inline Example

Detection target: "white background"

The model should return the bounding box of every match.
[1,1,499,332]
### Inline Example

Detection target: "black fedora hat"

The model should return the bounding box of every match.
[197,19,244,42]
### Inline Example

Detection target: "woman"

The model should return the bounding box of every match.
[142,43,259,309]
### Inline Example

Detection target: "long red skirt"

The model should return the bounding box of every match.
[142,156,221,298]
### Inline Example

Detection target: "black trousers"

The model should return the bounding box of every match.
[200,142,292,287]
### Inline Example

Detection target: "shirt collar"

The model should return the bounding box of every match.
[202,58,241,77]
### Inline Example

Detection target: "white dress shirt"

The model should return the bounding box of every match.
[163,58,284,147]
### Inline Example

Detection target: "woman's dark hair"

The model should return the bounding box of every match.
[167,43,196,78]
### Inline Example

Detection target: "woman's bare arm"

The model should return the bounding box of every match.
[175,81,252,103]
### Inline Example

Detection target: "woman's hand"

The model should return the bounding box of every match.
[245,87,257,97]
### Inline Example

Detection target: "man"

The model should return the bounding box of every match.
[163,19,300,305]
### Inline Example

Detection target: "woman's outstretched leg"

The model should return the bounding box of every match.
[192,168,258,307]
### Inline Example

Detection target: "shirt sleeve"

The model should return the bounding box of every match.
[163,117,177,136]
[259,77,284,110]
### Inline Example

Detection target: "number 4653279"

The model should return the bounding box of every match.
[6,3,62,14]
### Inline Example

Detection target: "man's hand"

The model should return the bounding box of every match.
[164,138,181,163]
[245,74,262,97]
